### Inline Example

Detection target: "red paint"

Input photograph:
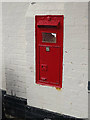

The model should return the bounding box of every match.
[35,15,64,88]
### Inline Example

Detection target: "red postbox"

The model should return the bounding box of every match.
[35,15,64,88]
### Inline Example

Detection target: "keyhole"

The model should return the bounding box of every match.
[42,66,43,68]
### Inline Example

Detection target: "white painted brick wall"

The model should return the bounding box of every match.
[25,2,88,118]
[0,2,5,90]
[0,2,2,89]
[2,2,29,98]
[2,2,88,118]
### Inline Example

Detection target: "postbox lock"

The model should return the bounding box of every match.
[41,64,47,71]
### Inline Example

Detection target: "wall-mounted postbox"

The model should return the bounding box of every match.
[35,15,64,88]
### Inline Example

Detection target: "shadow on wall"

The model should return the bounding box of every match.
[5,68,19,96]
[0,90,2,120]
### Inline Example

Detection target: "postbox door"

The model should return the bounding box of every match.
[39,46,61,86]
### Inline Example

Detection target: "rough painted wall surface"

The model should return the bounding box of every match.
[0,2,2,119]
[25,2,88,118]
[2,2,29,98]
[0,2,2,89]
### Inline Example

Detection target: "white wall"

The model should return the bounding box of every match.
[25,2,88,118]
[0,2,2,90]
[2,2,29,98]
[0,2,5,90]
[2,2,88,118]
[0,2,2,119]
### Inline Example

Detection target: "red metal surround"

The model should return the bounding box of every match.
[35,15,64,88]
